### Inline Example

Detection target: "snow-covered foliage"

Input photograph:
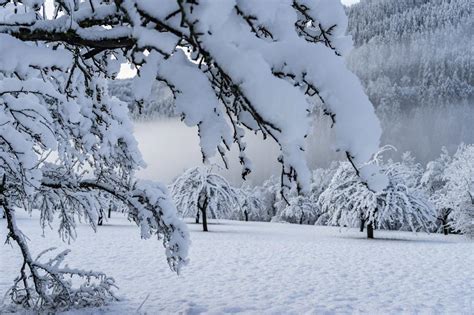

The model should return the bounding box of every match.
[317,151,436,235]
[235,185,266,222]
[3,244,117,312]
[421,147,451,194]
[170,167,239,230]
[253,176,281,221]
[0,10,189,313]
[279,195,319,225]
[1,0,385,192]
[435,144,474,236]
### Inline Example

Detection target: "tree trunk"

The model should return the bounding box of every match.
[244,210,249,222]
[98,213,103,226]
[201,207,208,232]
[360,219,365,232]
[367,222,374,239]
[195,210,200,224]
[108,205,112,219]
[199,195,209,232]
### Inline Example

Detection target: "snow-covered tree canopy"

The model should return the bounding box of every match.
[279,194,319,225]
[318,153,435,234]
[236,185,266,221]
[436,144,474,236]
[0,0,384,192]
[170,167,239,221]
[0,33,189,309]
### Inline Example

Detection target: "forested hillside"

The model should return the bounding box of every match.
[108,79,176,119]
[346,0,473,110]
[346,0,473,162]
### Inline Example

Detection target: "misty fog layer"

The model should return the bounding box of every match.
[135,104,473,186]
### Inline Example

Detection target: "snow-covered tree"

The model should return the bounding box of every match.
[436,144,474,237]
[318,152,435,238]
[1,0,385,310]
[277,165,335,225]
[421,147,451,194]
[235,185,266,222]
[279,195,319,225]
[421,147,453,234]
[250,176,281,221]
[170,167,239,231]
[0,34,189,311]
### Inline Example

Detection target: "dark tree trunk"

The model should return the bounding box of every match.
[98,213,103,226]
[198,195,209,232]
[367,222,374,239]
[201,207,208,232]
[360,219,365,232]
[244,210,249,222]
[108,205,112,219]
[439,208,452,235]
[195,210,200,224]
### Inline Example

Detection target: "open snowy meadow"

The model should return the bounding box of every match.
[1,0,473,313]
[1,212,472,314]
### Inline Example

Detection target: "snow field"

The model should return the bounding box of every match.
[1,213,472,314]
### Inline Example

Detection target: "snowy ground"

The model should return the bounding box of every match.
[1,212,473,314]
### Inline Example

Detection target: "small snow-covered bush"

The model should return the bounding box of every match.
[3,247,117,312]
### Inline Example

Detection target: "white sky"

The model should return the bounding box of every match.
[341,0,360,5]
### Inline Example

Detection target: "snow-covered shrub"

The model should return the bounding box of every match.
[318,153,435,238]
[170,167,239,231]
[436,144,474,237]
[3,247,117,312]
